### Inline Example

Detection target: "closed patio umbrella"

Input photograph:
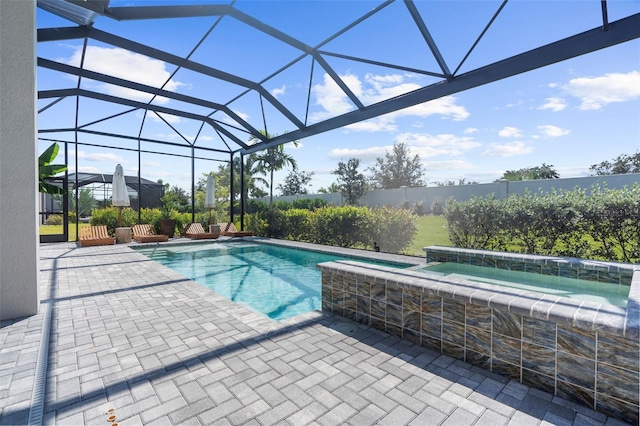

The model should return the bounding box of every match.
[112,164,130,228]
[205,174,215,225]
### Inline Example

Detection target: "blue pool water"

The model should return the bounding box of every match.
[416,262,630,307]
[134,242,409,320]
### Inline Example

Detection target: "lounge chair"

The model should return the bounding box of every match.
[132,224,169,243]
[184,223,219,239]
[78,225,115,247]
[218,222,253,237]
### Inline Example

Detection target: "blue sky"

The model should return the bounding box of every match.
[37,1,640,195]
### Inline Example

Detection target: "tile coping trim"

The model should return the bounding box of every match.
[316,260,640,340]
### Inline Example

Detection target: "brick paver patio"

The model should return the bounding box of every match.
[0,241,632,425]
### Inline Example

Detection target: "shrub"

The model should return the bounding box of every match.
[45,214,63,225]
[245,204,419,254]
[308,206,373,247]
[291,198,327,210]
[431,198,445,215]
[43,212,77,225]
[245,213,268,235]
[444,195,505,250]
[500,190,582,255]
[412,200,425,216]
[283,209,313,241]
[91,207,138,231]
[246,199,269,214]
[580,184,640,263]
[371,206,417,253]
[262,208,289,238]
[443,185,640,262]
[139,208,162,230]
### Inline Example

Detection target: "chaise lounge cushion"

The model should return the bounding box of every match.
[78,225,116,247]
[132,224,169,243]
[218,222,253,237]
[184,223,219,239]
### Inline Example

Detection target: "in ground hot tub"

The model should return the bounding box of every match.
[318,246,639,424]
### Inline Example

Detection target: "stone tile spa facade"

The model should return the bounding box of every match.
[319,246,640,424]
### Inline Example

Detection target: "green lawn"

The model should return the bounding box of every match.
[39,223,87,241]
[404,215,451,257]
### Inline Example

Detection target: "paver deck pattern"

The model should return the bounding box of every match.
[0,241,633,425]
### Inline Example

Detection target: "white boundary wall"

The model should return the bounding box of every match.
[255,173,640,211]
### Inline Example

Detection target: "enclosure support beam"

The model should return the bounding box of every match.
[240,154,245,231]
[229,152,234,225]
[191,147,196,224]
[242,12,640,154]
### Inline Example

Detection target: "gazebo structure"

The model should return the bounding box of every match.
[40,172,165,242]
[1,1,639,315]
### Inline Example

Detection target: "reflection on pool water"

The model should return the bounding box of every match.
[415,262,630,307]
[134,242,410,320]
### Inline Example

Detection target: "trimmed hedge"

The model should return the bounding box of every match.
[443,184,640,263]
[246,205,417,253]
[89,207,223,235]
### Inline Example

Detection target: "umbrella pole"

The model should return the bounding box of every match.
[118,206,123,228]
[208,208,212,226]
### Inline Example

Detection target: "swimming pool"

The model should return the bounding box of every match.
[133,241,411,320]
[416,262,630,307]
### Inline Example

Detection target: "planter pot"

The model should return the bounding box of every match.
[159,219,176,237]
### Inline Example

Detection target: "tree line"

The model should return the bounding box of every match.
[156,142,640,212]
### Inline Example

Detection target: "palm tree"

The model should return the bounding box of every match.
[241,153,268,200]
[39,142,67,194]
[252,131,298,206]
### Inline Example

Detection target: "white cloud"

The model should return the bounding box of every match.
[327,146,390,163]
[70,150,126,163]
[311,73,359,121]
[464,127,478,134]
[498,126,522,138]
[481,142,534,157]
[328,132,481,165]
[271,85,286,98]
[65,45,184,104]
[74,166,101,173]
[401,96,469,121]
[424,159,474,171]
[311,72,469,129]
[346,116,397,132]
[396,132,481,157]
[222,110,250,127]
[149,111,181,124]
[365,73,404,88]
[537,125,570,138]
[503,100,525,109]
[539,97,567,112]
[565,71,640,110]
[157,132,213,143]
[144,170,175,180]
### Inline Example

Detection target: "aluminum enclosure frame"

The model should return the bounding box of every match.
[36,0,640,227]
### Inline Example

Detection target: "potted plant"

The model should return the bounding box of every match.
[159,195,177,238]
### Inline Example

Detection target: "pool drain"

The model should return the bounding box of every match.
[332,321,359,335]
